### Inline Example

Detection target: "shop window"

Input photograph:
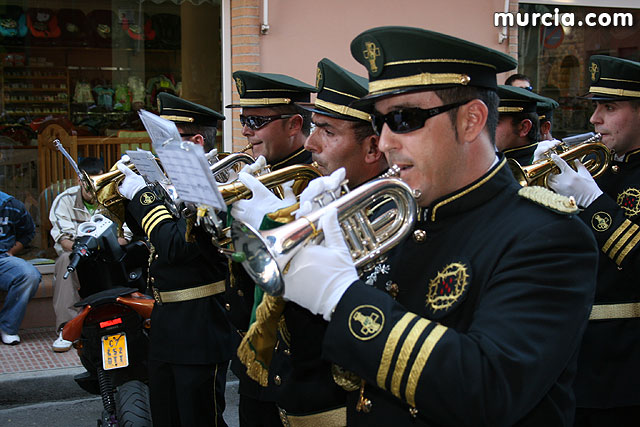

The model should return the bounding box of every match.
[518,3,640,138]
[0,0,222,251]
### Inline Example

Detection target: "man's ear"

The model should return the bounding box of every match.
[458,99,488,143]
[363,134,383,164]
[540,121,551,138]
[518,119,533,138]
[287,114,303,136]
[192,134,206,147]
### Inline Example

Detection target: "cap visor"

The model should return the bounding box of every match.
[296,103,363,121]
[579,92,637,101]
[350,84,464,112]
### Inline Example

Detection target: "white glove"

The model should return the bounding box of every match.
[230,172,296,229]
[117,163,146,200]
[240,155,267,175]
[532,139,562,163]
[294,168,346,219]
[283,207,358,321]
[548,154,603,208]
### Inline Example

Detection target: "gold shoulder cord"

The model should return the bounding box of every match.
[146,243,155,289]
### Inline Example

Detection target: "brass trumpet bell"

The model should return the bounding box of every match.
[509,133,611,187]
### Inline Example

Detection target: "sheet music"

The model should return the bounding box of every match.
[125,149,167,184]
[156,140,225,210]
[137,109,225,210]
[138,109,182,151]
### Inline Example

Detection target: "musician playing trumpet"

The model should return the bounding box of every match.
[232,58,390,425]
[273,26,599,425]
[224,71,316,427]
[118,94,232,427]
[533,55,640,426]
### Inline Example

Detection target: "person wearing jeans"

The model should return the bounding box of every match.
[0,190,41,345]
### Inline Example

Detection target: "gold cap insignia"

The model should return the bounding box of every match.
[349,305,385,341]
[589,62,599,82]
[591,211,612,231]
[426,262,469,316]
[617,188,640,218]
[140,192,156,205]
[235,77,245,97]
[361,36,383,77]
[316,64,324,90]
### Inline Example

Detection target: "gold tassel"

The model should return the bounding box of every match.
[184,216,196,242]
[236,294,286,386]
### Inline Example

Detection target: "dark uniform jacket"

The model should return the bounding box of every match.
[322,157,598,426]
[503,141,538,167]
[126,188,232,364]
[226,146,312,400]
[573,148,640,408]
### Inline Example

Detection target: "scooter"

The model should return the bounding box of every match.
[61,214,155,426]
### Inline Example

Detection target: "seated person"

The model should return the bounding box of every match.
[0,190,41,345]
[49,157,130,352]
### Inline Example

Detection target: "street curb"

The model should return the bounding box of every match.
[0,367,240,410]
[0,367,90,409]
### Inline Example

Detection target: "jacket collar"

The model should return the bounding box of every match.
[271,147,312,170]
[419,155,513,223]
[620,147,640,164]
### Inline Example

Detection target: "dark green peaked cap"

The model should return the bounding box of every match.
[227,71,316,108]
[586,55,640,101]
[158,92,225,127]
[536,96,559,122]
[350,26,517,107]
[298,58,370,122]
[497,85,549,114]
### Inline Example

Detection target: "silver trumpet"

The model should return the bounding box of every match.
[207,151,255,183]
[230,171,417,296]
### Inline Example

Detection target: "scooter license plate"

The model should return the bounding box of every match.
[101,333,129,370]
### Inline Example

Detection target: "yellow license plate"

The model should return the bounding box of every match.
[101,333,129,370]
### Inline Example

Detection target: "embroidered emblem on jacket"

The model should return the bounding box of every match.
[364,263,390,286]
[140,192,156,205]
[349,305,384,341]
[617,188,640,217]
[426,262,469,313]
[591,211,612,231]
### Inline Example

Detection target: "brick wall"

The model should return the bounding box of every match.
[230,0,261,151]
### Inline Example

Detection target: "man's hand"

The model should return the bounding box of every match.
[117,163,146,200]
[230,172,296,229]
[548,154,603,208]
[295,168,346,219]
[283,207,358,321]
[532,139,562,163]
[60,238,74,252]
[240,155,267,175]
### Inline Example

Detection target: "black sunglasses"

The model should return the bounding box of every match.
[239,114,295,130]
[371,100,471,135]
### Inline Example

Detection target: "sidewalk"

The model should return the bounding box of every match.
[0,327,89,410]
[0,326,240,427]
[0,327,81,375]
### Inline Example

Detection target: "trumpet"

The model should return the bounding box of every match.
[509,132,611,187]
[219,163,321,204]
[230,174,417,296]
[209,152,255,183]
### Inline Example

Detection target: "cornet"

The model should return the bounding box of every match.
[230,174,417,296]
[219,163,321,204]
[509,132,611,187]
